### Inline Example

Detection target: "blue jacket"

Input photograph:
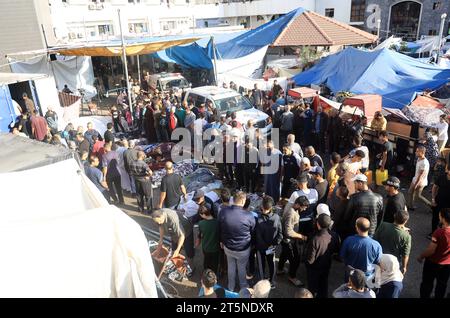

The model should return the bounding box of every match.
[219,205,256,251]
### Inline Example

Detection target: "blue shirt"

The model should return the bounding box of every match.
[85,166,105,193]
[219,205,256,251]
[340,235,382,276]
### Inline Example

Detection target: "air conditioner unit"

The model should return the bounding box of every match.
[88,4,96,10]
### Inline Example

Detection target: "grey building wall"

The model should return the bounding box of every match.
[0,0,45,72]
[364,0,450,40]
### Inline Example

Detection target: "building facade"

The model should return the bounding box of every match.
[362,0,450,41]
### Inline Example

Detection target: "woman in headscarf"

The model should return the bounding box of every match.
[421,129,440,173]
[367,254,404,298]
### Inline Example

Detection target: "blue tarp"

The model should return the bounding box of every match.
[292,47,450,109]
[154,42,213,69]
[152,7,305,68]
[215,8,304,59]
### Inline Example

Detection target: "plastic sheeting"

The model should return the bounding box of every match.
[151,159,197,187]
[10,55,97,100]
[292,47,450,109]
[216,8,304,59]
[402,105,445,127]
[155,42,213,69]
[0,158,157,297]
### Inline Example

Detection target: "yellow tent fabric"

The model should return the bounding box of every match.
[54,38,201,57]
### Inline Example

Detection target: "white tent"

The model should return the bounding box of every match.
[9,55,97,100]
[0,134,157,297]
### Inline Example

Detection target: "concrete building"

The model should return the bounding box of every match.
[0,0,362,72]
[362,0,450,41]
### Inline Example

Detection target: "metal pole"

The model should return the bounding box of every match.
[137,55,141,86]
[41,24,59,90]
[211,36,218,86]
[376,19,381,46]
[437,13,447,64]
[118,9,133,119]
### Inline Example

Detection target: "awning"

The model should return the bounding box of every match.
[342,94,382,119]
[9,35,201,57]
[288,87,319,98]
[318,96,364,116]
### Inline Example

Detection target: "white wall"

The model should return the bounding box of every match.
[0,0,45,72]
[48,0,318,42]
[315,0,352,24]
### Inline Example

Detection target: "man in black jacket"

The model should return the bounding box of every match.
[255,196,283,287]
[305,213,340,298]
[312,106,329,153]
[343,174,383,237]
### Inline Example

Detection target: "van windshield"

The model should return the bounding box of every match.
[214,95,253,113]
[160,78,189,90]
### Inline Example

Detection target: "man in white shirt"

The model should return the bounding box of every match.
[408,145,431,210]
[347,135,369,173]
[284,173,318,236]
[285,174,318,215]
[287,134,303,157]
[434,114,448,153]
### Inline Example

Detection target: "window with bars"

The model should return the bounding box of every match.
[350,0,366,22]
[325,8,335,18]
[98,24,114,36]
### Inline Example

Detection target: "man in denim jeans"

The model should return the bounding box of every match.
[219,191,256,292]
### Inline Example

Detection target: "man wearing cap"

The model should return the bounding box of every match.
[281,144,302,199]
[278,196,309,286]
[381,176,407,223]
[310,166,328,204]
[332,268,376,298]
[342,174,383,237]
[305,213,340,298]
[299,157,315,188]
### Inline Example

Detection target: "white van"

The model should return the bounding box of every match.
[148,73,191,94]
[183,86,272,135]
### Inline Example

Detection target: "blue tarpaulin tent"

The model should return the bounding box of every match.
[292,47,450,109]
[153,8,305,69]
[215,8,304,59]
[154,42,213,69]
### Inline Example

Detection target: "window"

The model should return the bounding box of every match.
[350,0,366,22]
[429,29,437,35]
[128,22,148,33]
[433,2,442,10]
[325,8,335,18]
[188,93,206,108]
[98,24,114,36]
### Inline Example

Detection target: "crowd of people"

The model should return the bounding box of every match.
[8,78,450,299]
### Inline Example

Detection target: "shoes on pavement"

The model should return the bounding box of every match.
[288,277,304,287]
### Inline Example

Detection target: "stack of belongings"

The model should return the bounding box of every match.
[183,168,221,193]
[143,142,176,171]
[152,159,198,187]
